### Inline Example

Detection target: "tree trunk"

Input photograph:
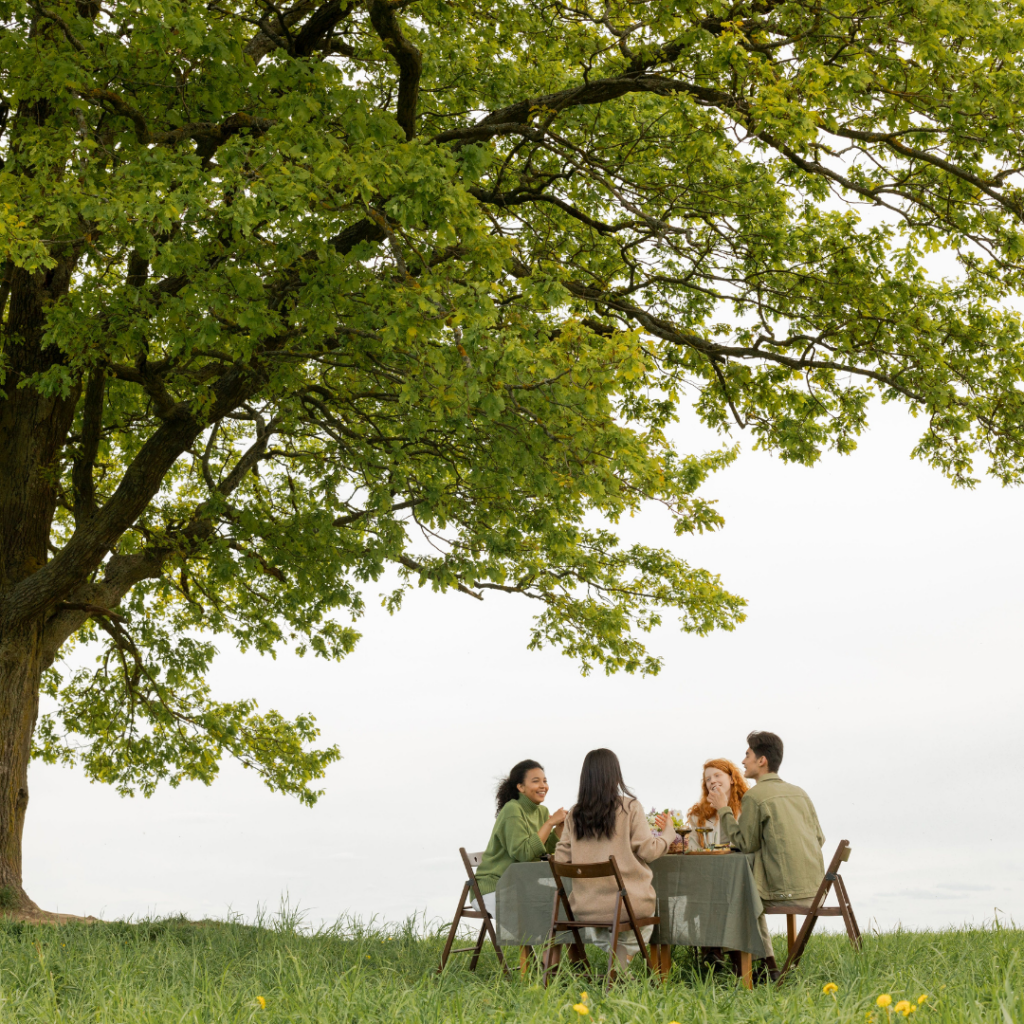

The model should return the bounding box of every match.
[0,262,80,912]
[0,624,42,911]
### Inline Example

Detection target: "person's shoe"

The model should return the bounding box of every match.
[751,958,781,985]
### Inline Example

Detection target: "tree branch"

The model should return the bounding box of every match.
[367,0,422,140]
[71,369,104,527]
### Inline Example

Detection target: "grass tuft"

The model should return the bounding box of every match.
[0,914,1019,1022]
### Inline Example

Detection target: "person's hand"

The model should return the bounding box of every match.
[548,807,568,826]
[654,813,672,833]
[707,781,729,810]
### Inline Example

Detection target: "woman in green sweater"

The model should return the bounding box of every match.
[473,759,567,914]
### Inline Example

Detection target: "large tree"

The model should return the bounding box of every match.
[2,0,1023,910]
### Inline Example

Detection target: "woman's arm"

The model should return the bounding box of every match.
[553,812,573,862]
[630,800,676,862]
[501,804,550,862]
[538,807,567,851]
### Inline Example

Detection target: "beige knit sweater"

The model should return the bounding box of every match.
[553,797,677,920]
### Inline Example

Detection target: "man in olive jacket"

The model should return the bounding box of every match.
[708,730,825,981]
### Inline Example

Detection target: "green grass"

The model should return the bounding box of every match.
[0,912,1020,1023]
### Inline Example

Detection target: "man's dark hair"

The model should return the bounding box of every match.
[747,731,784,773]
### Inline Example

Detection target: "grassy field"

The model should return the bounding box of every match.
[0,913,1020,1023]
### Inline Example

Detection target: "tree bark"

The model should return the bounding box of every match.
[0,257,80,909]
[0,625,42,911]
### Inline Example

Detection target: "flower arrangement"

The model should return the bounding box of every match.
[646,807,687,834]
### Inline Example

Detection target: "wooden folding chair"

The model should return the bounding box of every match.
[437,848,511,979]
[542,855,660,989]
[763,838,861,984]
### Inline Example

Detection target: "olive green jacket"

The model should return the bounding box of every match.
[718,773,825,901]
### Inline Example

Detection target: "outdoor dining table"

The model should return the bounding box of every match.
[493,852,765,987]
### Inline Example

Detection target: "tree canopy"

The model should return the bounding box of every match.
[2,0,1024,891]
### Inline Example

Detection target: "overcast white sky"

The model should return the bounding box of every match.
[25,398,1024,934]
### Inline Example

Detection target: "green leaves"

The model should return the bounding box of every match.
[5,0,1024,800]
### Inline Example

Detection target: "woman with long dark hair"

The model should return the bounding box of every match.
[473,760,567,914]
[554,748,675,968]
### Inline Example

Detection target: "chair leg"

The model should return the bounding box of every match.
[605,894,623,990]
[836,875,862,948]
[482,916,512,980]
[542,940,563,987]
[786,914,797,955]
[467,919,488,972]
[520,946,533,974]
[437,884,470,973]
[776,911,819,983]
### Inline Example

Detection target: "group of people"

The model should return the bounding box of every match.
[472,730,825,983]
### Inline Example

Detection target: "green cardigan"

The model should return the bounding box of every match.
[474,794,558,895]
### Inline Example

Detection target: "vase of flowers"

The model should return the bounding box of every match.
[646,808,689,852]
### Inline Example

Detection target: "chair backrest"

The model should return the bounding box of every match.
[824,840,851,878]
[460,848,485,879]
[549,855,625,889]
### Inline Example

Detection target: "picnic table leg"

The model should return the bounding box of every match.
[657,944,672,981]
[786,914,797,955]
[738,951,753,990]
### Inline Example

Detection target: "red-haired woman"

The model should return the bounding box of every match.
[686,759,748,851]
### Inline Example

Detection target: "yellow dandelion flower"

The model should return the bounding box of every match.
[895,1000,911,1016]
[579,992,588,1003]
[917,995,928,1005]
[877,994,893,1008]
[256,996,266,1009]
[908,1007,917,1015]
[572,1004,590,1016]
[823,982,839,995]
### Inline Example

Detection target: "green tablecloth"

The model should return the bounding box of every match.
[493,854,764,955]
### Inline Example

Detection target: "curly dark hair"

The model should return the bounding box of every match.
[495,759,544,814]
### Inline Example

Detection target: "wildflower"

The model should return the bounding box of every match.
[256,996,266,1009]
[895,1001,912,1017]
[877,994,893,1008]
[823,982,839,995]
[579,992,588,1003]
[917,996,928,1005]
[572,1004,589,1016]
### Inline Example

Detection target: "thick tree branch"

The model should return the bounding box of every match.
[367,0,422,140]
[5,362,271,630]
[39,421,278,662]
[71,370,104,527]
[292,0,354,56]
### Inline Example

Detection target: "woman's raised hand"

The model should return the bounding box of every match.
[654,813,672,833]
[548,807,568,826]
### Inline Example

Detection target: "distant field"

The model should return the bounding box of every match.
[0,914,1020,1022]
